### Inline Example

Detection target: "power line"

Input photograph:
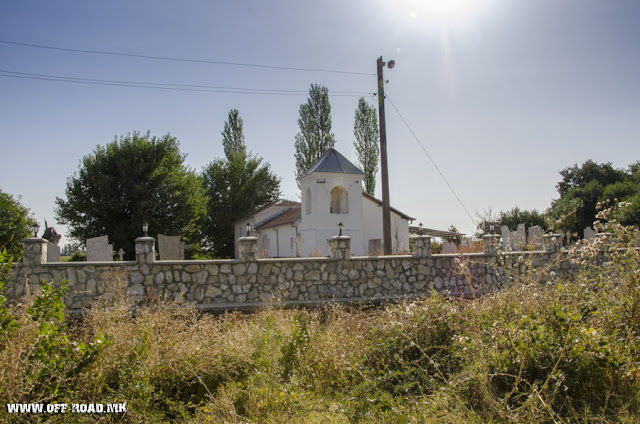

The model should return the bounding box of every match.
[385,94,477,227]
[0,69,372,97]
[0,39,374,76]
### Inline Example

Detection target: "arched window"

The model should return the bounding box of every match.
[305,188,312,215]
[330,186,348,214]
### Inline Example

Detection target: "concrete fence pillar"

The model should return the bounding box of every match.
[412,235,432,258]
[22,238,48,267]
[482,234,501,255]
[328,236,351,260]
[135,237,156,265]
[238,236,258,262]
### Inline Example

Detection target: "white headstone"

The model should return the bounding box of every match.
[528,225,544,250]
[86,236,113,262]
[501,225,513,250]
[158,234,182,260]
[584,226,597,240]
[442,240,457,253]
[513,224,526,251]
[46,243,61,262]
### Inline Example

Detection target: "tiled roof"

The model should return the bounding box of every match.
[302,149,364,177]
[409,226,466,237]
[256,207,301,230]
[362,192,415,221]
[234,199,300,224]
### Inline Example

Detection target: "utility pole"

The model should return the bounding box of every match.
[377,56,394,255]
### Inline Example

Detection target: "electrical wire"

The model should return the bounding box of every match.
[385,94,477,227]
[0,39,374,76]
[0,69,372,97]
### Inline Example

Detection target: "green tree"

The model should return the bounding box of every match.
[55,131,206,259]
[222,108,246,160]
[353,97,379,195]
[294,84,336,186]
[202,113,281,258]
[548,160,638,236]
[0,189,35,260]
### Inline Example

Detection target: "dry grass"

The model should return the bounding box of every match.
[0,205,639,423]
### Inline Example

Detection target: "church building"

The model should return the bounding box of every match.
[234,149,414,258]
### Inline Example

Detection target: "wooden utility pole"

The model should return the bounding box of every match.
[377,56,393,255]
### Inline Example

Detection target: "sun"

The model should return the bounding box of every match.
[401,0,486,26]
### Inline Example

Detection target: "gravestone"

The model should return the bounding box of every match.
[86,236,113,262]
[47,244,61,262]
[501,225,513,250]
[528,225,544,250]
[158,234,185,260]
[584,226,597,241]
[117,248,125,261]
[513,224,526,251]
[442,240,457,254]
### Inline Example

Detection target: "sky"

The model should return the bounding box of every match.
[1,0,639,245]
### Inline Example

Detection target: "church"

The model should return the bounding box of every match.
[233,149,414,258]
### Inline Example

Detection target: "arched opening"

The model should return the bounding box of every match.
[330,186,348,214]
[305,188,312,214]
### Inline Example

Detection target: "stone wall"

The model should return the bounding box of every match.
[5,235,568,312]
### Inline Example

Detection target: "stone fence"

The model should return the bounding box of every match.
[5,234,571,313]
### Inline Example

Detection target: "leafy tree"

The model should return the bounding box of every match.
[446,225,462,246]
[202,112,281,258]
[294,84,336,186]
[222,108,246,159]
[0,189,35,260]
[475,207,548,237]
[548,160,638,236]
[353,97,380,195]
[55,131,206,259]
[557,160,626,196]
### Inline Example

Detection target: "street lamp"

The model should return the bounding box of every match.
[338,222,344,237]
[32,221,40,237]
[245,222,252,237]
[142,221,149,237]
[419,222,423,236]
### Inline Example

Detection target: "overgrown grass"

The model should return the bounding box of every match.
[0,209,638,423]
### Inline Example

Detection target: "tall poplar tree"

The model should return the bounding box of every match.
[222,109,246,160]
[202,110,281,258]
[353,97,380,195]
[294,84,336,186]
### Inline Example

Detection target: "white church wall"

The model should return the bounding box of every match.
[299,171,365,256]
[259,225,297,258]
[233,203,296,258]
[362,198,410,255]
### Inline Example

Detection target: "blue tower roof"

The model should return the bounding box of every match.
[302,149,364,177]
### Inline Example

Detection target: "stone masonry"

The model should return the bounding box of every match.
[5,234,569,312]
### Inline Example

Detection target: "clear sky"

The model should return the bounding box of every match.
[1,0,639,245]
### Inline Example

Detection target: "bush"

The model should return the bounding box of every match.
[0,205,638,422]
[69,250,86,262]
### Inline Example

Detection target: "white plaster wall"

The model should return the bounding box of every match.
[299,171,365,256]
[362,197,411,254]
[234,203,296,258]
[260,225,297,258]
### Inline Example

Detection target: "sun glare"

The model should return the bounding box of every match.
[401,0,487,26]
